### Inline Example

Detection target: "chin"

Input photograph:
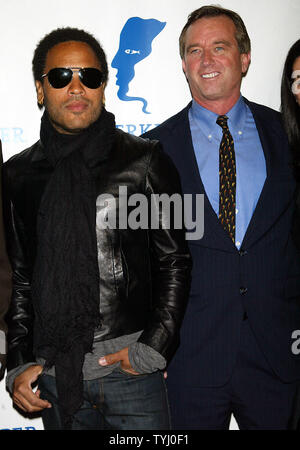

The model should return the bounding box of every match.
[51,110,101,135]
[53,121,90,135]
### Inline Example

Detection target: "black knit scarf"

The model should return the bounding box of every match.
[31,108,116,429]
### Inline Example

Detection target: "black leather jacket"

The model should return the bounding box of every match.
[3,129,192,372]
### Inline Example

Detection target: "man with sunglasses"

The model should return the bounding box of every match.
[3,27,191,430]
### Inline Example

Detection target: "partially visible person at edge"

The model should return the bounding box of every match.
[143,6,300,429]
[281,39,300,244]
[3,27,192,430]
[281,39,300,430]
[281,39,300,165]
[0,140,12,380]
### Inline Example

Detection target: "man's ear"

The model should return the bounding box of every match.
[101,82,107,106]
[35,80,44,107]
[241,52,251,76]
[182,58,188,81]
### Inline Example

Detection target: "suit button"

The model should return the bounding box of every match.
[240,287,248,295]
[239,250,248,256]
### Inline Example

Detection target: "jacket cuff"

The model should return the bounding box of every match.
[128,342,166,374]
[6,362,38,394]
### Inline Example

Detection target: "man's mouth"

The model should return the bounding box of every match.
[201,72,220,79]
[66,101,89,112]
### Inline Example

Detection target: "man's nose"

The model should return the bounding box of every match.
[68,72,84,95]
[201,49,214,66]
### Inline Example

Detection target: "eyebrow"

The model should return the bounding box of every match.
[186,40,233,52]
[213,40,233,47]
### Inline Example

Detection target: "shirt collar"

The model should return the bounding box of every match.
[190,95,247,139]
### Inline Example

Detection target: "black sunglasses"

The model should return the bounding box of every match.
[41,67,104,89]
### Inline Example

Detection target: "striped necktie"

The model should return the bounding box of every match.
[216,115,236,243]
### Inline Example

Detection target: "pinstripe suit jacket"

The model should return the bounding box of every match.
[143,98,300,385]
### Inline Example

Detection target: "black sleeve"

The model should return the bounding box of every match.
[2,163,35,372]
[138,142,192,362]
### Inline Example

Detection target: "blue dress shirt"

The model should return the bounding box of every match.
[189,96,266,249]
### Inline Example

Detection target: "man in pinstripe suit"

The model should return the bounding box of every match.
[143,5,300,429]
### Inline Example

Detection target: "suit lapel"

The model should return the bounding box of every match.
[167,100,295,252]
[168,105,236,252]
[241,100,295,249]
